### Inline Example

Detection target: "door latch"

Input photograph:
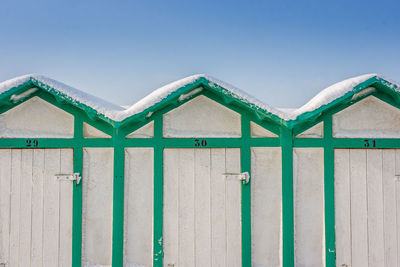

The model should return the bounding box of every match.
[55,173,81,184]
[222,172,250,184]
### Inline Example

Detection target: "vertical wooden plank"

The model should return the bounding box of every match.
[9,149,21,267]
[178,149,195,267]
[334,149,352,267]
[82,148,114,266]
[382,149,397,267]
[293,148,324,267]
[226,148,242,267]
[124,148,154,266]
[350,149,368,267]
[366,150,385,266]
[43,149,61,267]
[59,149,73,267]
[19,150,33,267]
[0,149,11,264]
[31,149,45,267]
[194,149,211,267]
[251,147,282,267]
[163,149,179,266]
[211,148,227,267]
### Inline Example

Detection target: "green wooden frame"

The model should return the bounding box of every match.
[0,74,399,267]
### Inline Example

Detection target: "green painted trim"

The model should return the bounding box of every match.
[0,138,113,148]
[201,90,282,136]
[117,77,285,128]
[323,116,336,267]
[72,117,83,267]
[153,114,164,266]
[286,76,380,127]
[241,117,252,267]
[112,129,125,267]
[281,127,294,267]
[293,138,324,147]
[123,137,280,148]
[1,74,400,130]
[333,138,400,148]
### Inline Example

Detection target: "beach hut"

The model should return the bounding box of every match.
[0,73,398,267]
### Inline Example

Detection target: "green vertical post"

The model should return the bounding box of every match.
[153,114,164,266]
[324,116,336,267]
[72,116,83,267]
[281,127,294,267]
[241,117,251,267]
[112,128,125,266]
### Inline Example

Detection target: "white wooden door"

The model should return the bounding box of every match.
[0,149,73,267]
[335,149,400,267]
[163,148,242,267]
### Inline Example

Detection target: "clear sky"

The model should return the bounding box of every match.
[1,0,399,108]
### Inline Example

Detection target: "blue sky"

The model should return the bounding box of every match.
[1,0,399,108]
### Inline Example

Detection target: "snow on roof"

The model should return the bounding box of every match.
[285,73,378,120]
[0,73,397,123]
[116,74,285,121]
[0,74,125,119]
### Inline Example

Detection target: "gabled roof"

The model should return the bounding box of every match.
[0,74,125,124]
[0,73,398,128]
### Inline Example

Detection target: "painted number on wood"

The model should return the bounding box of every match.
[364,139,376,148]
[25,139,39,147]
[194,139,207,147]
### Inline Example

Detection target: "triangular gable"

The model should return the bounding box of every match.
[333,95,400,138]
[0,74,399,130]
[0,75,123,126]
[83,122,111,138]
[126,121,154,138]
[163,95,241,138]
[286,75,400,127]
[0,96,74,138]
[250,121,278,137]
[296,122,323,138]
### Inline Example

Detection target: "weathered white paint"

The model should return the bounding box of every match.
[126,121,154,138]
[0,96,74,138]
[293,148,325,267]
[163,148,242,267]
[333,95,400,138]
[124,148,154,267]
[250,121,278,138]
[334,149,351,267]
[296,122,323,138]
[163,95,241,137]
[335,149,400,267]
[82,148,114,267]
[0,148,73,266]
[251,147,282,267]
[83,122,111,138]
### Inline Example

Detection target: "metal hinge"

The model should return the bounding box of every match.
[395,174,400,182]
[55,173,81,184]
[222,172,250,184]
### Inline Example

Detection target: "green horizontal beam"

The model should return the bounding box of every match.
[0,138,113,148]
[333,138,400,148]
[293,138,324,147]
[294,137,400,148]
[0,138,75,148]
[123,137,280,148]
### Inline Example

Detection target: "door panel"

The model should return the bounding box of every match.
[163,148,242,267]
[335,149,400,267]
[0,149,73,267]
